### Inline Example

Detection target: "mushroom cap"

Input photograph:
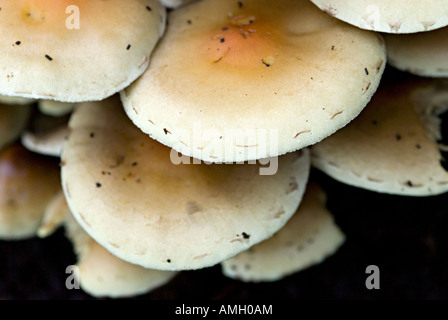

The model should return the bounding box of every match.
[64,206,178,298]
[37,191,69,238]
[0,0,166,102]
[21,108,70,157]
[0,95,35,106]
[311,74,448,196]
[221,181,345,282]
[0,103,32,150]
[310,0,448,34]
[38,100,76,117]
[384,26,448,77]
[0,143,61,240]
[121,0,386,163]
[61,96,311,271]
[159,0,196,9]
[22,125,69,157]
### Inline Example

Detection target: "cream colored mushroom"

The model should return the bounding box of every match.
[0,103,32,150]
[159,0,196,9]
[384,26,448,78]
[61,95,311,271]
[311,76,448,196]
[0,0,166,102]
[121,0,386,163]
[65,205,178,299]
[0,143,61,240]
[38,100,76,117]
[221,181,345,282]
[22,125,69,158]
[310,0,448,33]
[0,94,35,106]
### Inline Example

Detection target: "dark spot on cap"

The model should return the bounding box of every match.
[396,134,402,141]
[90,132,95,138]
[238,1,243,8]
[365,68,369,75]
[167,259,171,263]
[371,120,378,125]
[407,181,413,187]
[262,60,270,67]
[163,128,171,135]
[222,27,228,31]
[220,38,225,43]
[45,54,53,61]
[126,44,131,50]
[15,41,21,45]
[187,19,192,24]
[146,6,152,11]
[242,232,250,239]
[416,144,421,149]
[96,182,102,188]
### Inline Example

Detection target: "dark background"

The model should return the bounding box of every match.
[1,168,447,300]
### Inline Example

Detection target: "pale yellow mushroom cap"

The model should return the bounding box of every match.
[22,125,69,158]
[221,181,345,282]
[312,75,448,196]
[0,94,35,106]
[0,143,61,240]
[61,95,311,271]
[384,26,448,78]
[65,209,178,299]
[121,0,386,163]
[310,0,448,34]
[38,100,76,117]
[159,0,197,9]
[0,0,166,102]
[0,103,32,150]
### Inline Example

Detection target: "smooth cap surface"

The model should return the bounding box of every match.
[61,96,311,271]
[0,143,61,240]
[312,75,448,196]
[221,181,345,282]
[385,26,448,77]
[311,0,448,33]
[121,0,386,163]
[0,0,166,102]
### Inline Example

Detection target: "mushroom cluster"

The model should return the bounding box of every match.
[1,0,448,299]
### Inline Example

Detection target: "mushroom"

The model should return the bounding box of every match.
[159,0,197,9]
[121,0,386,163]
[310,0,448,34]
[38,192,179,298]
[311,72,448,196]
[221,181,345,282]
[21,125,69,158]
[37,191,69,238]
[0,94,35,106]
[21,108,70,157]
[0,143,61,240]
[38,100,76,117]
[61,95,311,271]
[59,198,179,298]
[0,103,32,150]
[0,0,166,102]
[384,26,448,78]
